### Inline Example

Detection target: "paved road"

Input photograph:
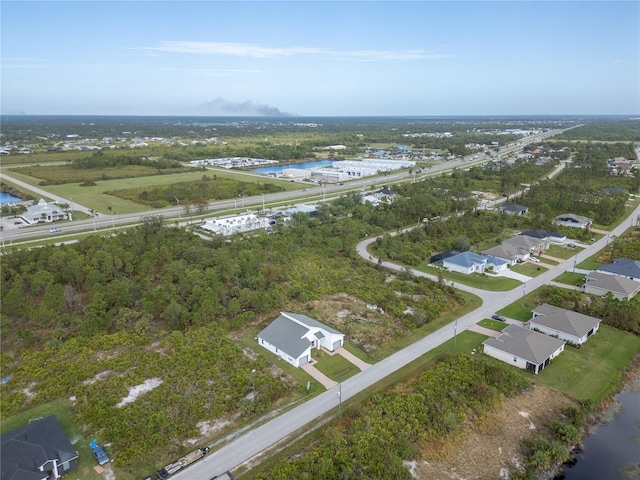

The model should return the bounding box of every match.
[177,213,640,478]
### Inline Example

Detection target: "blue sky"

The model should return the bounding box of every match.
[1,1,638,116]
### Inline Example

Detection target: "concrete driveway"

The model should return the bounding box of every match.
[301,362,336,389]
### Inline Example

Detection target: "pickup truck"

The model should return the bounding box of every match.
[157,447,210,479]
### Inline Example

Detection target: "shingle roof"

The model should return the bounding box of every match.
[585,271,640,297]
[499,204,528,213]
[597,258,640,280]
[482,243,526,261]
[483,324,565,364]
[1,415,77,480]
[257,315,311,358]
[503,235,546,250]
[531,304,602,338]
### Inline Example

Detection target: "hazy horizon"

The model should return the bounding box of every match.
[2,1,638,117]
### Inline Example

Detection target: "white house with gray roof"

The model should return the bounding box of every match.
[530,303,601,346]
[483,324,565,374]
[584,271,640,300]
[257,312,344,367]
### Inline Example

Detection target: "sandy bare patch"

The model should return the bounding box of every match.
[415,384,573,480]
[22,382,37,399]
[116,378,162,407]
[82,370,112,385]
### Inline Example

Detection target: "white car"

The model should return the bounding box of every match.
[530,257,540,263]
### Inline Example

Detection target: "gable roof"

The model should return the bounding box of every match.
[585,271,640,297]
[257,315,312,358]
[1,416,77,480]
[531,304,601,338]
[257,312,342,359]
[597,258,640,279]
[483,324,565,364]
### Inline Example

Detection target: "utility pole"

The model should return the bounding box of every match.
[453,318,458,351]
[337,383,342,418]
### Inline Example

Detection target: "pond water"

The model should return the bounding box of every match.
[0,192,22,204]
[558,384,640,479]
[252,159,335,174]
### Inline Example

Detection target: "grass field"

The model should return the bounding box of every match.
[545,244,583,260]
[4,167,302,214]
[1,399,103,480]
[313,350,361,382]
[533,326,640,403]
[510,262,548,277]
[553,271,586,286]
[415,264,522,291]
[477,318,509,331]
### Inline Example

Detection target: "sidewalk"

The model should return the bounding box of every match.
[334,347,371,371]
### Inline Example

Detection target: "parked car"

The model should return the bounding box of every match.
[13,221,22,225]
[50,227,61,233]
[567,243,576,248]
[530,257,540,263]
[491,314,506,322]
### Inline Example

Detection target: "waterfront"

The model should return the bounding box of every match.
[559,375,640,480]
[0,192,22,204]
[252,159,335,174]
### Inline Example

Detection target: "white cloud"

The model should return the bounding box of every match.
[137,41,453,62]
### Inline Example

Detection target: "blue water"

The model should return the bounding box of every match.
[0,192,22,204]
[559,389,640,479]
[253,160,334,174]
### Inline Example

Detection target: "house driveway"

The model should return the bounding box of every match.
[334,347,371,371]
[301,362,337,389]
[496,269,531,282]
[467,324,501,337]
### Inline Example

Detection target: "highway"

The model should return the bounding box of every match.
[0,127,572,246]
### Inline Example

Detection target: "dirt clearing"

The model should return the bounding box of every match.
[415,383,574,480]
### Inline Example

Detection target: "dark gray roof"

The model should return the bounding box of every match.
[281,312,341,335]
[597,258,640,279]
[531,304,602,338]
[257,315,311,358]
[519,229,566,240]
[499,204,528,212]
[1,415,77,480]
[483,324,565,364]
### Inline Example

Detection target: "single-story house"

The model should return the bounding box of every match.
[503,234,549,253]
[1,415,79,480]
[554,213,591,229]
[257,312,344,368]
[483,324,565,374]
[584,271,640,300]
[497,204,529,215]
[441,251,488,275]
[596,258,640,282]
[24,199,70,225]
[482,243,530,265]
[482,254,509,273]
[430,249,461,264]
[530,303,602,346]
[519,229,567,244]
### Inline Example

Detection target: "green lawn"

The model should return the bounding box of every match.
[545,244,584,260]
[553,272,586,286]
[477,318,510,332]
[510,262,548,277]
[415,264,522,291]
[313,350,361,382]
[1,399,103,480]
[3,167,301,214]
[533,326,640,403]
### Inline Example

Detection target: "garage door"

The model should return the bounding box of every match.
[299,355,309,365]
[332,339,342,350]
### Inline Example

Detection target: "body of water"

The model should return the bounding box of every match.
[252,159,335,174]
[0,192,22,204]
[559,387,640,479]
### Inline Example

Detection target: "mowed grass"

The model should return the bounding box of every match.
[1,399,103,480]
[553,272,586,286]
[5,167,300,214]
[546,244,583,260]
[534,326,640,403]
[510,262,548,277]
[416,264,522,291]
[477,318,509,332]
[313,350,361,382]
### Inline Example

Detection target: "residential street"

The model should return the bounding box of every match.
[174,205,640,479]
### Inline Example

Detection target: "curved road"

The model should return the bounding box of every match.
[175,205,639,478]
